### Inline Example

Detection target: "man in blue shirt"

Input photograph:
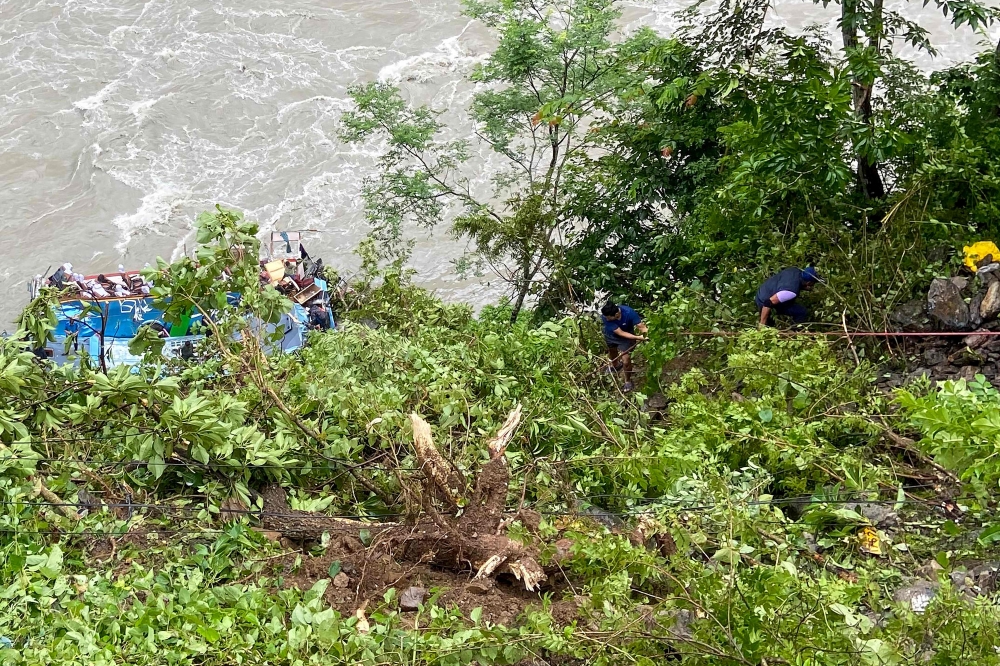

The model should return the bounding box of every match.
[601,302,647,392]
[755,266,820,326]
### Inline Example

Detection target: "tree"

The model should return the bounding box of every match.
[341,0,642,322]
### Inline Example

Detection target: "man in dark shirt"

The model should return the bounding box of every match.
[601,303,647,392]
[308,302,331,331]
[756,266,820,326]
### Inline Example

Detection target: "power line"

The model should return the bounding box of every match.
[669,329,1000,338]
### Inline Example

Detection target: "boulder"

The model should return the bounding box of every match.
[951,276,970,292]
[890,300,931,332]
[981,281,1000,321]
[927,278,969,330]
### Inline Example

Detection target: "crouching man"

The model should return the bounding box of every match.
[601,302,647,392]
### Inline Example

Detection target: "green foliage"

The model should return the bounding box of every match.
[6,234,1000,664]
[342,0,656,321]
[898,374,1000,491]
[15,287,61,349]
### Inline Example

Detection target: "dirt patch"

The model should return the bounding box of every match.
[656,349,711,388]
[266,544,575,626]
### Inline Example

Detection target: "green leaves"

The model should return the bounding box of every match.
[897,377,1000,489]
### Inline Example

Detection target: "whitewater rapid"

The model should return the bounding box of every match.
[0,0,994,327]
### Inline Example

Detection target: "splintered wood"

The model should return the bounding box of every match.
[410,413,466,512]
[261,405,548,591]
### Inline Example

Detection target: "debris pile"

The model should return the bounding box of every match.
[885,255,1000,387]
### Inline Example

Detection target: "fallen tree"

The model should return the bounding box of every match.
[260,405,547,591]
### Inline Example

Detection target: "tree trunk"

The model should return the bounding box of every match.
[994,38,1000,118]
[258,408,548,592]
[509,254,534,324]
[842,0,886,200]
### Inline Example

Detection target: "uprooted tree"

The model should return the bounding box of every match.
[260,405,547,591]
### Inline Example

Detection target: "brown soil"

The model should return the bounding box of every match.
[274,543,571,625]
[657,349,712,388]
[80,525,581,627]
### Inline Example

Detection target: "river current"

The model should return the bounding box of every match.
[0,0,994,327]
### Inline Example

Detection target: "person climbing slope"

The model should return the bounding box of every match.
[601,302,647,392]
[756,266,820,326]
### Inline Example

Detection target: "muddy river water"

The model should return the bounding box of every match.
[0,0,994,326]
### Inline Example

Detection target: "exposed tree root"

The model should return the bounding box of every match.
[260,405,547,591]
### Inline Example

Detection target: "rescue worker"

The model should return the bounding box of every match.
[308,301,331,331]
[756,266,820,326]
[601,302,647,392]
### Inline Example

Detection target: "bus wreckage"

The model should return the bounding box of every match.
[30,232,335,369]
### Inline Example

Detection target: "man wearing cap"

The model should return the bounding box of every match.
[756,267,820,326]
[601,302,647,392]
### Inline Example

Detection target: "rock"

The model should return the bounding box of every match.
[970,292,985,327]
[978,262,1000,280]
[967,562,1000,595]
[915,559,944,580]
[465,579,494,595]
[846,502,898,528]
[890,300,931,331]
[400,586,427,611]
[949,347,983,366]
[907,367,931,383]
[951,276,970,292]
[963,330,992,350]
[574,501,624,529]
[982,281,1000,321]
[332,572,350,589]
[893,580,939,613]
[927,278,970,330]
[958,365,980,382]
[923,347,947,366]
[949,562,1000,598]
[667,609,694,640]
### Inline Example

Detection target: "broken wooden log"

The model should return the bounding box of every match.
[259,405,547,591]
